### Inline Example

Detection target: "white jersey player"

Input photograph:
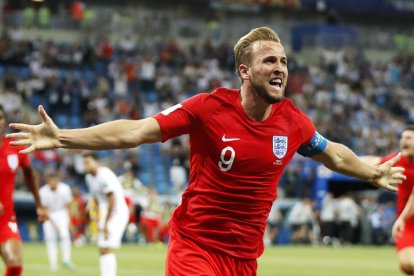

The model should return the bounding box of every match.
[83,153,129,276]
[39,172,74,271]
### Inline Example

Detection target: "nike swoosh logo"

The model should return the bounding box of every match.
[222,135,240,142]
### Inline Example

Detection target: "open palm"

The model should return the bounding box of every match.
[7,105,61,154]
[369,153,405,192]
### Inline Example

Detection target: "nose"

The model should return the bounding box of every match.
[273,66,284,76]
[273,61,285,73]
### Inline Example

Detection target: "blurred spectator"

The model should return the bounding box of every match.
[38,5,51,29]
[169,158,187,194]
[71,1,85,23]
[139,52,156,93]
[287,198,316,244]
[23,6,35,28]
[370,202,395,245]
[69,185,87,247]
[82,8,96,30]
[138,188,165,244]
[264,203,283,246]
[119,34,136,55]
[118,161,146,196]
[124,195,138,242]
[337,193,360,245]
[319,192,337,245]
[359,193,377,245]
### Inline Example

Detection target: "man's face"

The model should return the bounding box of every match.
[400,130,414,158]
[0,109,5,136]
[83,156,98,174]
[246,40,288,104]
[48,176,59,190]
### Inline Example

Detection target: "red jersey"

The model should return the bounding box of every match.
[0,136,30,224]
[154,88,316,259]
[381,152,414,225]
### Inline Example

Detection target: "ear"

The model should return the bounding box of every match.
[239,64,250,81]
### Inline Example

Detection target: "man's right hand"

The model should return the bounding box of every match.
[392,218,405,239]
[7,105,61,154]
[0,202,3,216]
[36,206,49,223]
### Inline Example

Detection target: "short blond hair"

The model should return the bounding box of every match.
[233,27,281,81]
[404,125,414,132]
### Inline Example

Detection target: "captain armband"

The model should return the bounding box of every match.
[297,131,328,157]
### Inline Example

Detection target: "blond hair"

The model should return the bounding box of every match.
[233,27,281,81]
[405,125,414,132]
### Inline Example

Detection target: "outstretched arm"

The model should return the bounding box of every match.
[7,105,162,153]
[358,155,381,166]
[393,191,414,238]
[311,141,405,192]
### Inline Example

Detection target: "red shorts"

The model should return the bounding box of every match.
[396,223,414,252]
[0,218,21,244]
[166,229,257,276]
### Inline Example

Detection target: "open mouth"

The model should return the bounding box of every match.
[269,78,282,89]
[400,145,410,152]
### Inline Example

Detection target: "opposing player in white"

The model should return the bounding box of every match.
[83,153,129,276]
[39,171,74,271]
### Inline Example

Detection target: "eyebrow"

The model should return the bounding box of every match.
[263,55,288,62]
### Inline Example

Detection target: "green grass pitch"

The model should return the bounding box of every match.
[0,243,403,275]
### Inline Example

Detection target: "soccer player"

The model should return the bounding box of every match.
[83,153,129,276]
[7,27,406,275]
[39,170,74,271]
[0,104,47,276]
[362,125,414,275]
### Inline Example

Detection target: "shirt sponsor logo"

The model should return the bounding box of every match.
[222,135,240,142]
[273,136,288,159]
[7,154,18,171]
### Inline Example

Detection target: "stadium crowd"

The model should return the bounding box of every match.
[1,6,413,247]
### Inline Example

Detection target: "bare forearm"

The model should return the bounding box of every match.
[314,142,380,182]
[400,193,414,221]
[105,195,115,226]
[23,167,42,207]
[58,118,162,150]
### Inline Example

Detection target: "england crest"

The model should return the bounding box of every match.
[273,136,288,159]
[7,154,19,171]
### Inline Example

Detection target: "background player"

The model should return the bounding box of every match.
[361,125,414,275]
[7,27,406,275]
[39,170,74,271]
[83,153,129,276]
[0,103,47,276]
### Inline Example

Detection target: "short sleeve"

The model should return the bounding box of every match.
[153,93,208,142]
[289,104,316,146]
[380,152,398,164]
[39,188,47,205]
[63,185,73,204]
[101,179,114,194]
[18,152,31,168]
[285,101,328,157]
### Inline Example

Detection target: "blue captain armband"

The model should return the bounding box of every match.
[297,131,328,157]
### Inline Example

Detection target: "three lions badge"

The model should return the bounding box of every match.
[273,136,287,159]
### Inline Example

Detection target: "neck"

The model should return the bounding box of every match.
[240,87,273,121]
